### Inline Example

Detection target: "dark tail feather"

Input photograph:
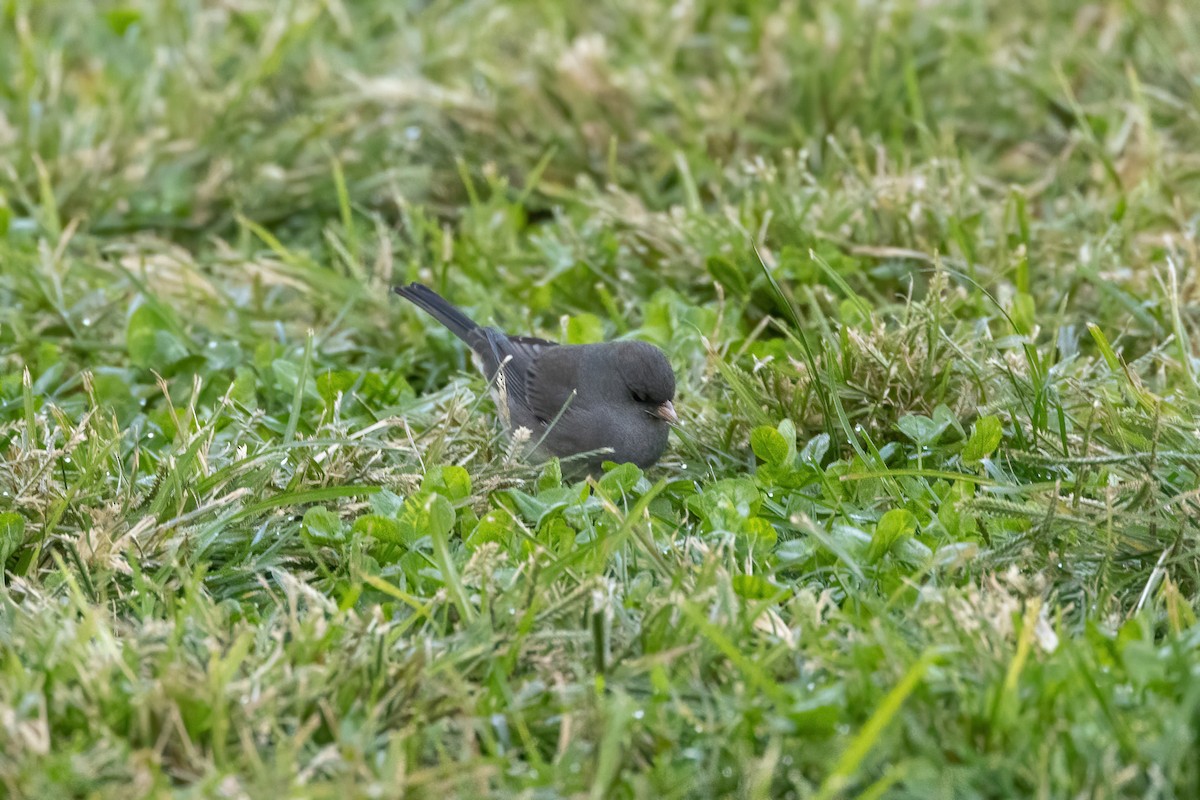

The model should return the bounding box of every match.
[393,283,479,342]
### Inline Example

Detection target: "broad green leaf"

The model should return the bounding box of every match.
[104,6,142,34]
[599,462,643,495]
[353,513,402,544]
[301,507,345,547]
[688,478,761,533]
[369,488,404,518]
[868,509,918,563]
[316,370,358,404]
[467,512,510,547]
[706,254,750,295]
[788,686,845,735]
[938,480,978,539]
[537,459,563,490]
[566,313,604,344]
[231,366,258,407]
[962,416,1003,463]
[90,368,139,423]
[897,412,952,447]
[422,465,472,501]
[732,574,777,599]
[1011,291,1036,335]
[271,359,320,402]
[507,486,577,525]
[743,516,774,543]
[0,512,27,565]
[800,432,829,466]
[127,303,189,368]
[426,494,455,538]
[751,425,790,466]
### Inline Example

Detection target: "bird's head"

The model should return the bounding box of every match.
[617,341,678,425]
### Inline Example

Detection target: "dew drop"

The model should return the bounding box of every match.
[405,126,422,141]
[632,709,644,720]
[82,317,92,327]
[146,432,155,439]
[721,767,733,778]
[63,457,72,464]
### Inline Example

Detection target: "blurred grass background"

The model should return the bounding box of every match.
[2,0,1200,797]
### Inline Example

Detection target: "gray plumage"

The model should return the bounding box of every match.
[393,283,677,474]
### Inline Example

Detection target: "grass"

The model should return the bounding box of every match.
[2,0,1200,796]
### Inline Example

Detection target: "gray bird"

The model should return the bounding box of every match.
[393,283,677,474]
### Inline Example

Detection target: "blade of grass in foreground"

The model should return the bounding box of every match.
[814,651,937,800]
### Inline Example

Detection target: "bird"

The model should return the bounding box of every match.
[393,282,677,475]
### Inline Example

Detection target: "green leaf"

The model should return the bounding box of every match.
[301,507,345,547]
[706,254,750,295]
[732,574,778,599]
[0,512,27,566]
[353,513,402,544]
[599,462,643,495]
[90,368,139,423]
[744,516,778,547]
[231,366,258,407]
[868,509,918,563]
[800,433,830,466]
[897,412,952,447]
[962,415,1003,463]
[422,465,472,501]
[507,486,578,525]
[566,313,604,344]
[537,458,563,490]
[104,6,142,35]
[369,488,404,518]
[788,686,845,735]
[426,494,456,538]
[938,480,977,539]
[467,511,511,547]
[127,303,189,368]
[751,425,790,466]
[1011,291,1036,335]
[316,370,358,404]
[271,359,320,403]
[688,478,761,533]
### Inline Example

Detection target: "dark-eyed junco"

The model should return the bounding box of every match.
[393,283,677,474]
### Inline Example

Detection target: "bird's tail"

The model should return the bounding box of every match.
[393,283,479,342]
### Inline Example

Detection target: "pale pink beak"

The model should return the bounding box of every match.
[654,400,679,425]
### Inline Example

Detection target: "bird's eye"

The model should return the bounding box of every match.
[631,389,648,403]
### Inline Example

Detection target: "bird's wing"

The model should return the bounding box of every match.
[522,344,585,425]
[471,329,558,427]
